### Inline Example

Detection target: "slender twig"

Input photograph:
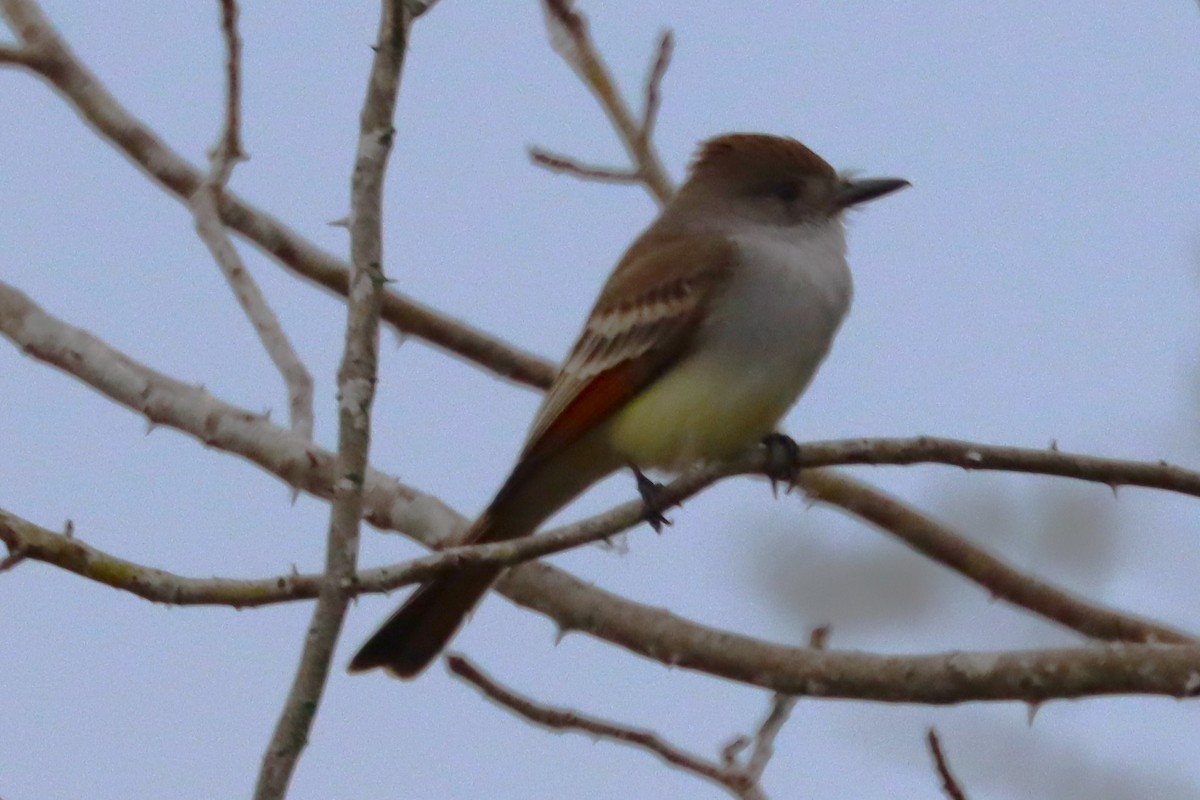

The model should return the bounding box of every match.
[209,0,244,176]
[794,469,1193,644]
[0,0,547,389]
[529,147,642,184]
[7,441,1192,650]
[539,0,673,199]
[738,695,796,796]
[189,0,314,443]
[0,503,512,606]
[0,279,465,546]
[927,728,970,800]
[254,2,410,796]
[797,436,1200,500]
[7,277,1199,510]
[638,30,673,151]
[0,494,687,608]
[447,654,771,799]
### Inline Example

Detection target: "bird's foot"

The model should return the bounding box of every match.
[761,433,801,497]
[632,467,673,533]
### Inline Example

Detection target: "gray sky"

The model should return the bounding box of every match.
[2,2,1200,798]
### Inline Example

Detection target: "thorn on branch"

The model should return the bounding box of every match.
[720,735,751,767]
[809,624,831,650]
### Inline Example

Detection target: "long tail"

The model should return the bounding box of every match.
[346,556,500,678]
[348,444,618,678]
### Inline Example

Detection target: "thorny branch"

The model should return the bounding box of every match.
[0,0,550,389]
[3,435,1193,646]
[189,0,314,442]
[448,654,781,800]
[4,273,1200,698]
[253,1,424,797]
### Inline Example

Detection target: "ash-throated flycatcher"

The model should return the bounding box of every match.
[349,133,908,678]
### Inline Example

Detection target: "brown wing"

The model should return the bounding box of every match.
[514,233,736,472]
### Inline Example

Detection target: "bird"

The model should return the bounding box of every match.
[348,133,909,678]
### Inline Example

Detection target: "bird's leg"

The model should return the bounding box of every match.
[631,466,673,533]
[761,432,801,497]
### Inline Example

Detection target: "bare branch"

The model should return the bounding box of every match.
[254,1,409,796]
[529,146,642,185]
[210,0,245,177]
[796,469,1193,644]
[0,0,548,389]
[508,569,1200,701]
[10,443,1192,652]
[0,279,465,544]
[0,497,672,607]
[7,484,1200,705]
[187,0,316,443]
[638,30,673,150]
[798,436,1200,500]
[447,654,763,799]
[927,728,970,800]
[5,276,1196,659]
[739,695,796,794]
[539,0,674,201]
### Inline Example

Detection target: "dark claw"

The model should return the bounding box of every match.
[761,433,801,497]
[633,467,673,533]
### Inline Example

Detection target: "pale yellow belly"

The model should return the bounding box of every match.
[606,354,803,472]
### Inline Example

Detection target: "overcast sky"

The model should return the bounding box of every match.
[3,2,1200,798]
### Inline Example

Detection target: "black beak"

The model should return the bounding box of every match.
[836,177,910,209]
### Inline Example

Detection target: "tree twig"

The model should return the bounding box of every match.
[528,147,642,184]
[795,469,1193,644]
[447,654,774,799]
[5,447,1200,705]
[539,0,673,200]
[927,728,970,800]
[253,2,416,796]
[736,695,796,798]
[0,0,548,390]
[187,0,316,445]
[797,436,1200,500]
[5,277,1197,655]
[638,30,673,151]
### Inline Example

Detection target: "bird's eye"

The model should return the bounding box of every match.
[771,179,801,203]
